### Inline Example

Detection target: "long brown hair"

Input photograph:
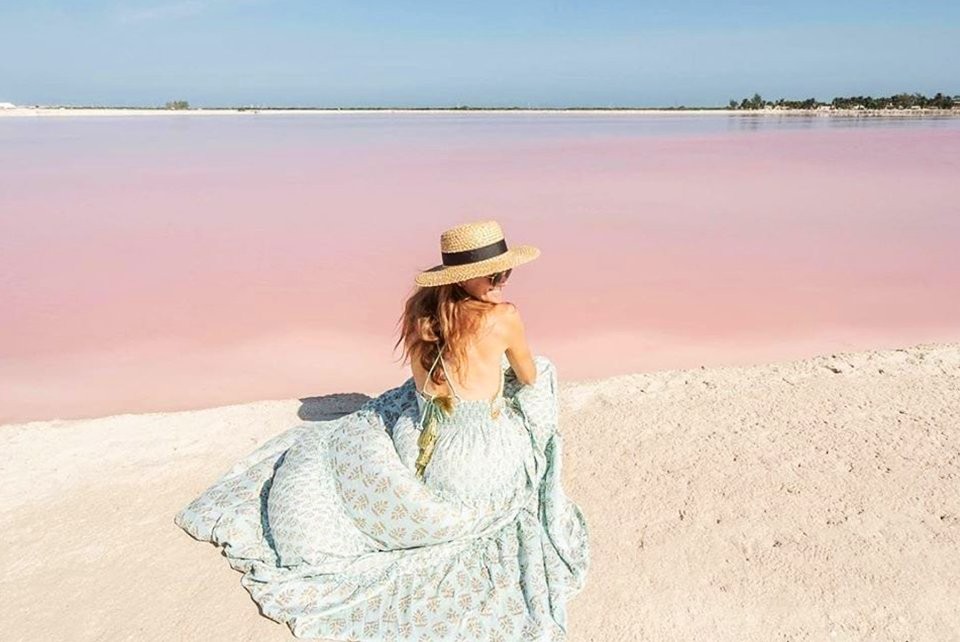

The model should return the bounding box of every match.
[394,281,497,389]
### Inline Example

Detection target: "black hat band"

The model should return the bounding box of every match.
[441,239,508,266]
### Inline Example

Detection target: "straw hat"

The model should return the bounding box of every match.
[414,219,540,287]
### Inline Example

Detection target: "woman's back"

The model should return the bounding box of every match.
[412,302,535,402]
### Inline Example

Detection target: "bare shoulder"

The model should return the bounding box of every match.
[491,301,520,327]
[488,302,524,340]
[494,301,520,318]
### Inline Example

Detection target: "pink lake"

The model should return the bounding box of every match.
[1,113,959,424]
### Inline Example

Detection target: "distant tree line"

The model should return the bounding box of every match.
[729,92,957,110]
[164,100,190,110]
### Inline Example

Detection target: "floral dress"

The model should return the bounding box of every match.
[174,354,589,641]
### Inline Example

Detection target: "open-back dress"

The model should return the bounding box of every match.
[174,353,589,641]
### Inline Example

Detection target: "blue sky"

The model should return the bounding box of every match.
[1,1,958,107]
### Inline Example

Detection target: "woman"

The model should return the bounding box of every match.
[174,220,590,641]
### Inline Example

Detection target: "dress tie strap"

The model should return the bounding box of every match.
[416,345,457,480]
[437,353,464,402]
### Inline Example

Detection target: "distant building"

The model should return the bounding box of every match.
[0,101,17,109]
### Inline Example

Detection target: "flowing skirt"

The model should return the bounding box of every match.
[174,355,589,641]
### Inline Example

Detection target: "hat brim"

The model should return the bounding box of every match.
[414,245,540,287]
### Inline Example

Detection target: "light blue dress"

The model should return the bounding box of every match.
[174,353,589,641]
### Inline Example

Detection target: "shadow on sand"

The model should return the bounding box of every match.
[296,392,372,422]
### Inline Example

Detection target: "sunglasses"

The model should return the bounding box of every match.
[487,268,512,287]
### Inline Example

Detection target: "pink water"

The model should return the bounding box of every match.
[2,113,959,424]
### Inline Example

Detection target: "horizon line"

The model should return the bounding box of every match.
[7,105,960,110]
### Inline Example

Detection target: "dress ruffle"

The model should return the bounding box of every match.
[174,355,589,641]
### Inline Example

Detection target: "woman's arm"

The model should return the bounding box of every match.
[502,303,537,386]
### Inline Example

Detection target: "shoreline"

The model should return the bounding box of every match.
[2,106,959,118]
[1,338,953,429]
[4,329,960,427]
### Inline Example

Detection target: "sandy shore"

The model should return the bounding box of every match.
[1,107,958,118]
[2,340,958,640]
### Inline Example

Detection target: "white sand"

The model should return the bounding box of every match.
[2,341,958,640]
